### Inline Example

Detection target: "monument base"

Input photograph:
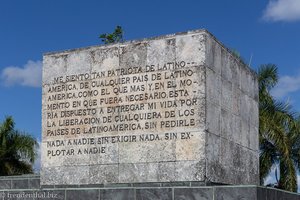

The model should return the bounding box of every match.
[1,175,299,199]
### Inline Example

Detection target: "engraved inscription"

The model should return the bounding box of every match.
[43,60,205,161]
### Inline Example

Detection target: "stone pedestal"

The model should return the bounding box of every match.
[41,29,259,185]
[1,175,300,200]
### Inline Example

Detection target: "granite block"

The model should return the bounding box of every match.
[11,179,28,189]
[136,188,172,200]
[66,189,99,200]
[174,188,213,200]
[101,189,135,200]
[29,178,40,189]
[0,180,10,189]
[215,187,257,200]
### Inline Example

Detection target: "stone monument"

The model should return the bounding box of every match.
[41,29,259,186]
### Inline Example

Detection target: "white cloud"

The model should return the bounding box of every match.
[271,74,300,99]
[263,0,300,22]
[1,60,42,87]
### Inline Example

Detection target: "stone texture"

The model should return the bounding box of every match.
[11,179,28,189]
[0,180,10,189]
[206,67,221,106]
[41,166,89,185]
[205,31,259,185]
[214,187,257,200]
[119,163,159,183]
[175,160,205,181]
[28,178,40,189]
[257,187,267,200]
[158,162,176,182]
[162,182,190,187]
[66,189,99,200]
[90,164,119,184]
[175,34,206,66]
[42,54,67,85]
[41,29,259,186]
[146,38,176,66]
[136,188,172,200]
[206,102,221,135]
[174,188,213,200]
[101,189,135,200]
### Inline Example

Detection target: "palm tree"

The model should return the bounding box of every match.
[0,116,38,175]
[259,64,300,192]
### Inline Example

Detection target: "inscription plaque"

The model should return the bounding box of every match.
[41,30,259,185]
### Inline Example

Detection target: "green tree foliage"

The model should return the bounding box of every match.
[259,64,300,192]
[0,116,38,175]
[99,26,124,44]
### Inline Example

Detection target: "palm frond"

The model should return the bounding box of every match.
[258,64,300,192]
[0,116,37,175]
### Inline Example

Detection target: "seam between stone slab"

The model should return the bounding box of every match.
[41,182,194,188]
[204,58,208,186]
[134,188,136,200]
[42,158,206,168]
[206,130,258,152]
[5,186,299,195]
[213,185,257,188]
[0,189,41,192]
[0,174,40,177]
[2,186,300,196]
[0,186,212,191]
[41,182,212,188]
[118,160,204,165]
[0,177,38,181]
[99,186,213,190]
[0,186,258,192]
[257,186,300,196]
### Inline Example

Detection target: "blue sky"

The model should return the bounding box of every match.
[1,0,300,181]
